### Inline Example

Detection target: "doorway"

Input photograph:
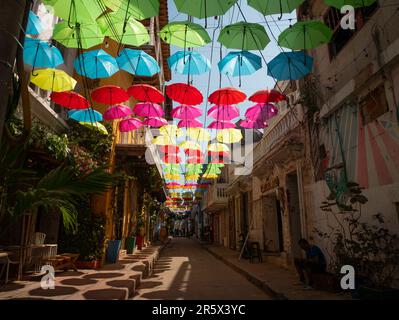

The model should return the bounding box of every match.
[261,195,284,252]
[241,192,249,236]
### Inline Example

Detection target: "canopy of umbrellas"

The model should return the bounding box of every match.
[24,0,377,211]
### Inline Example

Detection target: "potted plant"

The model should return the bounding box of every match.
[125,233,136,254]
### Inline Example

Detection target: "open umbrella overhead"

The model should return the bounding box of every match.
[249,89,287,103]
[168,51,211,75]
[159,145,181,154]
[218,51,262,77]
[119,118,144,132]
[209,87,246,105]
[173,0,237,19]
[159,21,211,48]
[208,121,236,130]
[52,21,104,49]
[159,125,184,138]
[207,105,240,121]
[128,84,165,103]
[51,91,89,109]
[30,68,77,92]
[116,49,160,77]
[278,21,333,50]
[80,121,108,135]
[248,0,305,17]
[216,128,243,143]
[152,135,177,146]
[74,49,118,79]
[178,119,203,128]
[239,118,268,129]
[103,105,132,120]
[144,117,168,127]
[134,102,164,117]
[23,37,64,70]
[104,0,160,20]
[27,11,43,35]
[162,154,182,164]
[172,105,202,119]
[91,85,129,105]
[163,164,181,174]
[179,141,201,151]
[218,22,270,50]
[245,103,278,122]
[166,83,203,105]
[68,109,103,122]
[267,51,313,80]
[208,143,230,153]
[187,127,211,141]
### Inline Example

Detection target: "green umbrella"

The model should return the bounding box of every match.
[173,0,237,19]
[164,164,181,174]
[52,21,105,49]
[159,21,211,48]
[278,21,333,50]
[324,0,377,9]
[97,12,150,47]
[204,164,222,175]
[103,0,160,20]
[42,0,104,24]
[248,0,304,18]
[218,22,270,50]
[186,164,203,174]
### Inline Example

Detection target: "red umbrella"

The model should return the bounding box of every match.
[249,89,286,104]
[166,83,203,105]
[91,85,129,105]
[187,156,204,164]
[162,154,181,164]
[127,84,165,103]
[51,91,89,109]
[208,150,230,157]
[184,149,203,157]
[208,87,246,105]
[159,145,180,154]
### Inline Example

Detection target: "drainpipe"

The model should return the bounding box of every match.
[296,162,307,239]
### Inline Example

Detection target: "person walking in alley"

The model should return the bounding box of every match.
[294,238,327,289]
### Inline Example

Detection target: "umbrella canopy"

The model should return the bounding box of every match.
[267,51,313,80]
[116,49,160,77]
[128,84,165,103]
[163,164,181,174]
[187,156,205,164]
[248,0,305,16]
[207,105,240,121]
[187,127,211,141]
[159,125,184,138]
[172,105,202,119]
[179,141,201,151]
[239,118,268,129]
[159,21,211,48]
[208,150,230,157]
[97,13,150,47]
[324,0,377,9]
[30,68,76,92]
[74,49,118,79]
[119,118,144,132]
[218,51,262,77]
[104,0,160,20]
[185,174,200,180]
[185,149,203,158]
[278,21,333,50]
[134,102,164,117]
[204,164,222,174]
[91,85,129,105]
[103,105,132,120]
[249,89,287,104]
[50,91,89,109]
[216,128,243,143]
[245,103,278,122]
[152,135,177,145]
[68,109,103,122]
[27,11,43,35]
[178,119,203,128]
[208,143,230,153]
[52,21,104,49]
[168,51,211,75]
[144,117,168,127]
[208,87,246,105]
[208,121,236,130]
[23,37,64,70]
[159,145,181,154]
[173,0,237,19]
[218,22,270,50]
[165,174,182,180]
[186,164,203,174]
[166,83,203,105]
[162,155,182,164]
[79,121,108,135]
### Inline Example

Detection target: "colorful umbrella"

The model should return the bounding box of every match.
[185,149,203,158]
[104,0,160,20]
[159,145,181,154]
[267,51,313,80]
[208,121,236,129]
[51,91,89,109]
[208,87,246,105]
[186,164,203,173]
[79,121,108,135]
[187,127,211,141]
[248,0,305,18]
[162,155,182,164]
[152,135,177,145]
[187,156,205,164]
[30,69,76,92]
[185,174,200,180]
[179,141,201,151]
[218,51,262,78]
[134,102,164,117]
[166,83,203,105]
[245,103,278,122]
[97,13,150,47]
[172,105,202,119]
[249,89,287,104]
[23,37,64,71]
[159,125,184,138]
[173,0,237,19]
[208,143,229,153]
[116,49,160,77]
[278,21,333,50]
[178,119,203,128]
[218,22,270,50]
[68,109,103,122]
[27,11,43,35]
[324,0,377,9]
[168,51,211,75]
[128,84,165,103]
[207,105,240,121]
[239,118,268,129]
[165,174,181,180]
[159,21,211,48]
[119,118,144,132]
[216,128,243,143]
[103,105,132,120]
[163,164,181,174]
[52,21,104,49]
[144,117,168,127]
[208,150,230,157]
[91,85,129,105]
[73,49,118,79]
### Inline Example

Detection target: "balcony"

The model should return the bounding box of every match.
[201,183,229,212]
[115,127,147,158]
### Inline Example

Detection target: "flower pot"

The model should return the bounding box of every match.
[136,235,143,250]
[106,240,122,263]
[125,236,136,254]
[358,286,399,300]
[75,260,102,269]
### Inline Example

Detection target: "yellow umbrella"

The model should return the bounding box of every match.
[30,68,77,92]
[152,135,176,145]
[79,122,108,135]
[216,128,243,144]
[185,174,200,180]
[179,140,201,150]
[187,127,211,142]
[202,173,218,179]
[207,143,230,153]
[164,173,181,180]
[159,124,183,138]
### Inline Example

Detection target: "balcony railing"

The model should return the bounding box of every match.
[201,183,229,211]
[116,127,146,145]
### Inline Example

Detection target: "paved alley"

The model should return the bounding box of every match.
[133,238,271,300]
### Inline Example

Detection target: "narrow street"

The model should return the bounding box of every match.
[133,238,271,300]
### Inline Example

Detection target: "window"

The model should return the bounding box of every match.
[360,84,388,125]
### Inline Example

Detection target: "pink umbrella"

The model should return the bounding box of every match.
[133,102,164,117]
[119,118,144,132]
[245,103,278,122]
[207,105,240,121]
[103,104,132,120]
[207,121,235,129]
[178,119,203,128]
[187,156,204,164]
[172,105,202,119]
[144,117,168,127]
[239,118,268,129]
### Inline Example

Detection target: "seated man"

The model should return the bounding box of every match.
[294,239,327,289]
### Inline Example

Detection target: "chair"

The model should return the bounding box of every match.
[0,251,21,285]
[249,242,263,263]
[34,232,46,245]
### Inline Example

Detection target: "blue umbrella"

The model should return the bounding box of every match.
[68,109,103,123]
[27,11,43,35]
[116,49,160,77]
[73,49,119,79]
[23,37,64,72]
[267,51,313,80]
[168,51,211,75]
